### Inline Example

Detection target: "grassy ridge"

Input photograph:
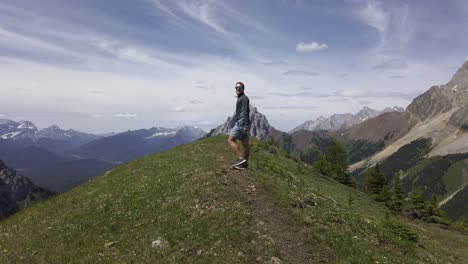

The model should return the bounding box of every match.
[1,136,467,263]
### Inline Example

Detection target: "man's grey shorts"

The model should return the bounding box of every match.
[230,123,250,140]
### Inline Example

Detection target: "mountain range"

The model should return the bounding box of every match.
[0,120,206,193]
[290,106,405,133]
[261,61,468,220]
[0,119,100,153]
[68,125,206,163]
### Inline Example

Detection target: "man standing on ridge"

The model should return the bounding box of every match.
[228,81,251,170]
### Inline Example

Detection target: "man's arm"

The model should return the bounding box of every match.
[240,97,250,131]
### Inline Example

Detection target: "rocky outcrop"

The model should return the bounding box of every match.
[205,105,272,140]
[448,104,468,129]
[407,61,468,122]
[0,160,53,219]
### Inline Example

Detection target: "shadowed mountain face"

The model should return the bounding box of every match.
[205,105,272,140]
[0,160,53,220]
[0,146,71,170]
[21,159,116,193]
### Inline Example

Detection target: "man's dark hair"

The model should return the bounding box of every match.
[236,81,245,90]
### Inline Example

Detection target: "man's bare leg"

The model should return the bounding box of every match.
[228,136,243,159]
[242,138,250,161]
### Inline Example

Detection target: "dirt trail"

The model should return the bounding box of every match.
[218,161,334,263]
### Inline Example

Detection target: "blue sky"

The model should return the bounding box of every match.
[0,0,467,133]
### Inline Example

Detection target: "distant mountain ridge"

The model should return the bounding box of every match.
[290,106,404,133]
[0,119,100,153]
[68,125,206,163]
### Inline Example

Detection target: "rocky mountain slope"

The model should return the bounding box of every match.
[0,160,53,220]
[342,62,468,219]
[351,61,468,171]
[290,106,404,133]
[0,136,466,263]
[205,105,272,140]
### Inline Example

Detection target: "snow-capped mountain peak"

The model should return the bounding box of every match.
[0,119,100,152]
[17,121,38,131]
[290,106,404,133]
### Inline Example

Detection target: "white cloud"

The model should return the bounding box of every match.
[173,106,186,112]
[115,113,137,118]
[91,37,169,67]
[336,90,369,98]
[296,42,328,52]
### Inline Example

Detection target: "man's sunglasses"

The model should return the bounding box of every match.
[235,86,243,90]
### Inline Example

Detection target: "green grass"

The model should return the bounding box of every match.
[1,136,467,263]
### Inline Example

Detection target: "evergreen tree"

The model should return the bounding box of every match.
[390,172,405,212]
[406,189,426,219]
[379,184,392,205]
[426,195,439,217]
[364,163,387,200]
[313,139,353,186]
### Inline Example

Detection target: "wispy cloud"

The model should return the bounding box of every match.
[195,84,215,89]
[249,95,264,100]
[357,0,389,43]
[270,89,420,100]
[283,70,320,76]
[296,42,328,52]
[262,60,289,66]
[372,59,407,71]
[150,0,269,36]
[263,106,317,110]
[189,100,204,104]
[92,37,169,67]
[354,0,412,72]
[0,26,77,57]
[92,113,137,118]
[176,1,227,34]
